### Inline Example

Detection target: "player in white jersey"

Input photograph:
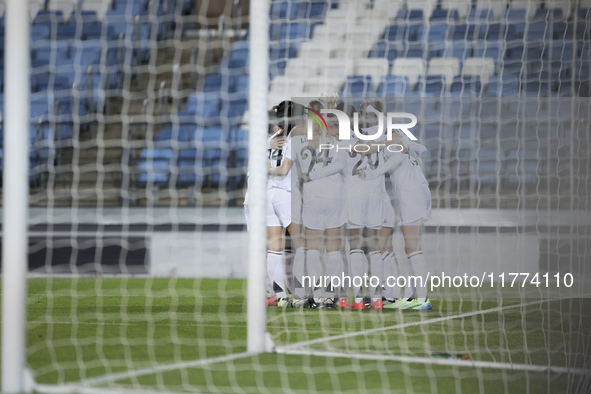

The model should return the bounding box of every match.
[294,114,347,309]
[360,103,433,310]
[264,105,297,308]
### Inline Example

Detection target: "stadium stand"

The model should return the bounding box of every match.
[0,0,588,206]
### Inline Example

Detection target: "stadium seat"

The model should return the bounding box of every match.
[509,0,541,20]
[468,8,495,21]
[368,41,400,63]
[298,41,331,61]
[407,0,436,18]
[483,75,519,97]
[180,93,221,124]
[383,24,408,42]
[525,22,552,41]
[396,9,424,21]
[285,57,317,78]
[137,149,172,186]
[312,23,347,42]
[427,24,449,41]
[375,75,409,97]
[427,57,460,87]
[441,0,472,18]
[391,58,425,88]
[405,42,425,58]
[473,41,506,67]
[503,8,528,22]
[341,75,374,96]
[450,75,483,96]
[308,1,329,20]
[362,0,403,21]
[176,149,205,187]
[450,23,479,41]
[462,57,495,85]
[353,59,389,87]
[442,41,472,66]
[475,0,508,20]
[533,7,564,22]
[430,8,460,21]
[416,75,446,96]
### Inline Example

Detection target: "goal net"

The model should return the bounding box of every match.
[2,0,590,393]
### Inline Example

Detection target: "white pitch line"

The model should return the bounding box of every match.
[35,383,195,394]
[281,349,591,376]
[276,298,555,352]
[79,351,255,386]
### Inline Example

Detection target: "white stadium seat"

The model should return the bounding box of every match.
[298,42,331,63]
[510,0,542,20]
[354,58,390,87]
[427,58,460,87]
[361,0,404,22]
[441,0,472,18]
[462,58,495,85]
[475,0,508,20]
[284,58,319,79]
[391,58,426,88]
[81,0,111,19]
[49,0,78,18]
[546,1,572,19]
[408,0,437,18]
[312,23,348,43]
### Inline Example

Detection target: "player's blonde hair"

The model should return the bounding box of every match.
[317,92,339,127]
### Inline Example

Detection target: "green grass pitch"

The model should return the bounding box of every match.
[5,278,589,393]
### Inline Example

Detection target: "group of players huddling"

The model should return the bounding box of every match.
[245,94,432,310]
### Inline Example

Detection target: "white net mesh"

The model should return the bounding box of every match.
[2,0,590,392]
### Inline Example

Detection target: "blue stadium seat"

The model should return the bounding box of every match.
[203,73,224,92]
[552,21,589,39]
[368,41,399,63]
[450,23,478,41]
[443,42,471,65]
[383,25,408,41]
[473,42,505,66]
[533,8,563,22]
[270,0,301,20]
[278,22,310,40]
[137,149,172,186]
[308,1,329,19]
[396,9,424,21]
[31,25,50,41]
[232,75,249,94]
[468,8,494,21]
[176,148,205,186]
[405,42,425,58]
[450,76,482,97]
[480,23,504,40]
[194,126,228,149]
[32,10,64,28]
[376,75,409,97]
[428,24,448,41]
[525,22,552,41]
[180,93,221,123]
[416,75,445,97]
[104,11,129,40]
[430,9,459,21]
[341,75,373,96]
[503,8,527,22]
[220,98,248,123]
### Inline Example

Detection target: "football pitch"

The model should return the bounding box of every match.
[11,278,591,393]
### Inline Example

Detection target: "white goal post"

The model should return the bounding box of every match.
[247,0,270,354]
[2,0,31,393]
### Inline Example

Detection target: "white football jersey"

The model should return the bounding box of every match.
[293,134,345,200]
[341,137,385,197]
[267,132,292,192]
